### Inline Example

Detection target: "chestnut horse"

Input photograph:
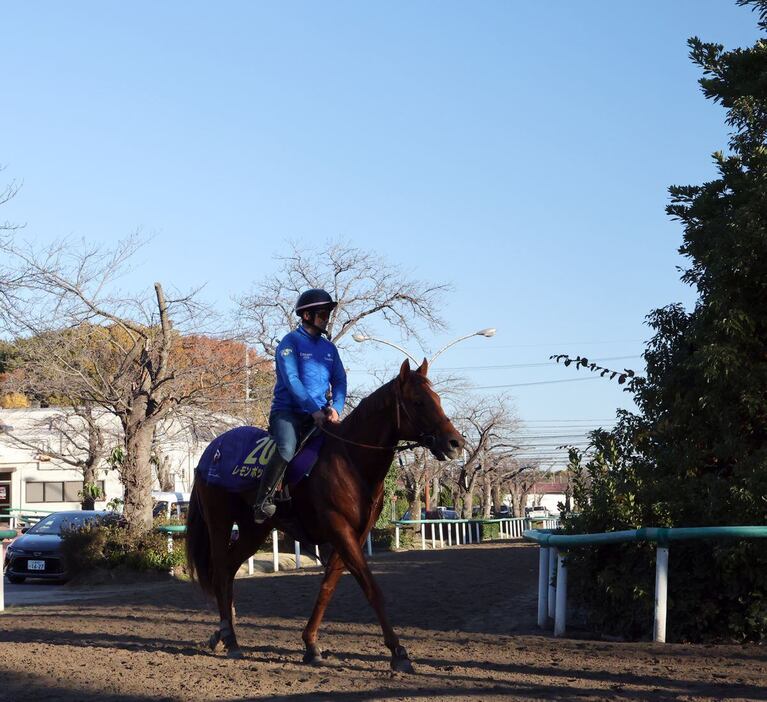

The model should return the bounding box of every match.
[186,358,464,671]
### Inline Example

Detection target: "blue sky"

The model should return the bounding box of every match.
[2,2,761,465]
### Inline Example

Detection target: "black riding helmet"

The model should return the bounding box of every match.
[295,288,337,316]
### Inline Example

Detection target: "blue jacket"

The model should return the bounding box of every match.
[271,326,347,416]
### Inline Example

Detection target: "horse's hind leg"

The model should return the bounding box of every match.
[204,519,244,658]
[213,520,273,658]
[302,551,344,664]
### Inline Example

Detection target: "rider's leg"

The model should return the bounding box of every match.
[248,411,301,523]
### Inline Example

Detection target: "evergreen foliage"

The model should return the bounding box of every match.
[562,0,767,641]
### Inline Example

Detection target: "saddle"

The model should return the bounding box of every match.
[196,425,324,493]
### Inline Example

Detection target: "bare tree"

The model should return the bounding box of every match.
[237,239,450,357]
[451,394,518,518]
[0,236,246,531]
[504,462,546,517]
[397,447,447,533]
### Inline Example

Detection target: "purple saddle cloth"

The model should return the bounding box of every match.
[195,426,323,492]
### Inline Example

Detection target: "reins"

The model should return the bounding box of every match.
[318,426,421,452]
[318,379,436,453]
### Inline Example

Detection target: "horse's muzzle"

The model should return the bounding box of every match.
[431,433,464,461]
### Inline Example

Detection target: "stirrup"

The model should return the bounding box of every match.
[253,500,277,524]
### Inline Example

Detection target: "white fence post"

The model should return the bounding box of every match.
[447,522,453,546]
[315,545,321,566]
[395,525,400,550]
[554,551,568,637]
[294,541,301,569]
[548,546,558,619]
[537,546,550,627]
[421,525,426,551]
[438,522,444,548]
[248,556,254,575]
[654,546,669,643]
[272,529,279,572]
[366,532,373,556]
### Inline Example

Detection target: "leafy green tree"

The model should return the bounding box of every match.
[563,0,767,641]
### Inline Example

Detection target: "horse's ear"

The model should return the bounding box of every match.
[417,358,429,377]
[398,358,411,386]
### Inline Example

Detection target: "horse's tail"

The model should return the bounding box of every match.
[186,479,214,596]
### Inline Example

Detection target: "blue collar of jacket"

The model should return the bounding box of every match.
[296,325,322,342]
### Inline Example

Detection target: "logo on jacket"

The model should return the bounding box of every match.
[281,348,293,357]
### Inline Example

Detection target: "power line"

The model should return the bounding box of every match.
[459,339,644,350]
[346,355,640,374]
[475,376,604,389]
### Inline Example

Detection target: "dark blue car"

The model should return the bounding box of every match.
[3,510,115,583]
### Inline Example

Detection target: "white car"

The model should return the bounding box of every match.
[528,506,550,519]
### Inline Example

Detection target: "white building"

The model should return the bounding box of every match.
[0,407,228,517]
[525,480,570,517]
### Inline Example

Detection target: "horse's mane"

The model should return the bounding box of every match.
[339,379,396,436]
[339,372,432,437]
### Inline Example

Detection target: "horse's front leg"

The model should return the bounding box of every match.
[302,551,344,663]
[331,522,414,673]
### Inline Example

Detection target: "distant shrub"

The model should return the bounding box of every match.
[0,392,29,408]
[61,521,186,578]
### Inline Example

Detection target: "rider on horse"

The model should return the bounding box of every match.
[249,288,347,523]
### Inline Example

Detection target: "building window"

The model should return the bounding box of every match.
[44,482,63,501]
[26,482,44,503]
[26,480,106,504]
[64,481,82,502]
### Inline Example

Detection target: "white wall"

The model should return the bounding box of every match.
[526,493,565,516]
[0,408,216,513]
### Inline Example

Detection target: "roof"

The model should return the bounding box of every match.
[530,481,569,494]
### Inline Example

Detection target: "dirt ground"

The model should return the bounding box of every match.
[1,541,766,702]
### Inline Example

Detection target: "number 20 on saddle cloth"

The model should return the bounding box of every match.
[195,426,324,492]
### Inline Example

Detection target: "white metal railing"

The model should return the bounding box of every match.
[170,527,372,574]
[391,516,559,550]
[525,525,767,642]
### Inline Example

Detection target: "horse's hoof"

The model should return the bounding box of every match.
[302,644,323,664]
[208,630,222,651]
[226,648,245,660]
[391,646,415,674]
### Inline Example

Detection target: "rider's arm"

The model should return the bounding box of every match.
[329,348,347,416]
[275,342,323,414]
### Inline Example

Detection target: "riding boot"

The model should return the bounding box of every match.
[244,451,289,524]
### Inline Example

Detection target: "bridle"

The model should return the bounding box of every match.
[319,379,439,453]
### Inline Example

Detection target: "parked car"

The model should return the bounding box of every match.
[493,505,511,517]
[527,506,550,520]
[401,509,426,522]
[151,490,191,519]
[424,507,459,520]
[3,510,117,583]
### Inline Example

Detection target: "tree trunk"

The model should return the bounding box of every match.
[81,460,98,510]
[482,480,493,518]
[155,453,174,492]
[121,422,155,531]
[457,481,476,519]
[492,482,502,512]
[406,476,423,534]
[513,489,526,518]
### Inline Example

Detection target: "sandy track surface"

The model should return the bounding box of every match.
[1,541,765,701]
